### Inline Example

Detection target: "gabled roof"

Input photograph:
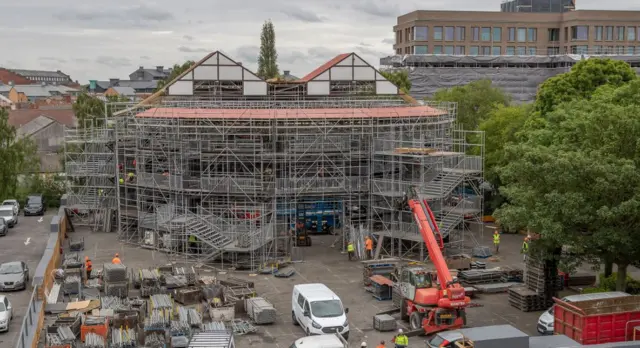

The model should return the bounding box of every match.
[0,85,78,97]
[8,69,70,80]
[300,53,351,82]
[8,108,75,128]
[17,115,56,137]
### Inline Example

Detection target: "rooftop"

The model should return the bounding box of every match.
[8,108,75,128]
[16,115,57,137]
[0,84,79,97]
[7,69,70,79]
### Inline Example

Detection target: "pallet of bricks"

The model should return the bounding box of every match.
[508,256,559,312]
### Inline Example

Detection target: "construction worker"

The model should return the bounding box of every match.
[392,328,409,348]
[127,172,135,182]
[521,236,530,261]
[365,236,373,260]
[347,241,355,261]
[493,230,501,254]
[85,256,93,279]
[112,253,122,264]
[376,341,386,348]
[98,189,103,196]
[119,177,124,185]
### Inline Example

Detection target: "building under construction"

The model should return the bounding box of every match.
[64,51,484,270]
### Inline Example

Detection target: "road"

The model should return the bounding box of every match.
[0,212,53,348]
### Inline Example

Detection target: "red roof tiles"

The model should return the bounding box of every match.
[299,53,351,82]
[8,108,75,128]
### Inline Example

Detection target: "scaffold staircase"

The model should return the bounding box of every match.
[185,215,234,259]
[422,172,464,199]
[436,212,464,239]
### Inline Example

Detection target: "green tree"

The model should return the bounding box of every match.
[73,93,107,128]
[155,61,195,92]
[495,80,640,291]
[380,70,411,94]
[535,58,637,116]
[431,80,511,131]
[0,109,39,200]
[257,20,279,80]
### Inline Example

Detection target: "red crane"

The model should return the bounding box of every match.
[396,198,470,335]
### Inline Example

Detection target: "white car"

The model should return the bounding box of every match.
[1,200,19,215]
[0,295,13,332]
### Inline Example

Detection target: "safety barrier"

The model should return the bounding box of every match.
[14,194,69,348]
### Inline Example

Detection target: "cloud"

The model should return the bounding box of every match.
[183,35,194,41]
[38,57,67,63]
[95,56,132,68]
[355,44,387,58]
[140,56,151,60]
[282,7,325,23]
[352,0,401,18]
[381,38,395,45]
[178,46,210,53]
[234,46,260,65]
[54,5,174,29]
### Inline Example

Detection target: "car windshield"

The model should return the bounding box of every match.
[0,303,5,311]
[0,264,22,274]
[2,201,12,205]
[0,210,12,217]
[428,335,445,346]
[310,300,343,318]
[548,307,554,315]
[28,197,41,205]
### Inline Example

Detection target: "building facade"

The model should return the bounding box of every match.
[500,0,575,13]
[394,10,640,56]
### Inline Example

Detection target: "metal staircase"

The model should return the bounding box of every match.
[185,214,234,259]
[422,172,464,199]
[435,212,464,239]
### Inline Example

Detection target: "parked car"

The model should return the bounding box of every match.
[0,206,18,227]
[0,218,6,236]
[0,262,30,291]
[24,194,46,216]
[292,283,350,340]
[0,295,12,332]
[1,199,19,214]
[426,330,465,348]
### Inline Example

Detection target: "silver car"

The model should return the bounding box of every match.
[426,331,465,348]
[1,200,19,214]
[0,295,12,332]
[0,262,29,291]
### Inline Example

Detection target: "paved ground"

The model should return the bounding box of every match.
[0,212,54,348]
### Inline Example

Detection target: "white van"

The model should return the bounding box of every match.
[0,206,18,228]
[292,284,350,340]
[537,291,630,335]
[289,333,348,348]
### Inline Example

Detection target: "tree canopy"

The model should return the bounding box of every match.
[431,80,511,131]
[0,108,38,200]
[257,20,279,80]
[155,61,195,92]
[380,70,411,94]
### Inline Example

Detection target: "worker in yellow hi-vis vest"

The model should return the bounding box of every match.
[493,230,501,254]
[347,241,355,261]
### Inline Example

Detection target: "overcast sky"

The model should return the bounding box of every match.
[1,0,637,83]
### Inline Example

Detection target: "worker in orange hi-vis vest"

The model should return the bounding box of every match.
[112,253,122,264]
[365,236,374,260]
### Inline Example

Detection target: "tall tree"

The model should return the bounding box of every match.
[431,80,511,131]
[73,93,108,127]
[257,20,279,80]
[380,70,411,94]
[0,109,38,199]
[155,61,195,92]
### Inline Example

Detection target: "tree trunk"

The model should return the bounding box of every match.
[616,263,629,291]
[604,259,614,278]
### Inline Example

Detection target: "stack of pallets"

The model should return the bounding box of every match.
[508,287,549,312]
[373,314,397,332]
[524,257,559,306]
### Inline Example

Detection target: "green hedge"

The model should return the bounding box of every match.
[583,272,640,295]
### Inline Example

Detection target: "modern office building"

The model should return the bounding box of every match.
[500,0,575,13]
[393,9,640,56]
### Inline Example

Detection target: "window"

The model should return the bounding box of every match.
[517,28,526,42]
[472,27,480,41]
[528,47,537,55]
[571,45,588,54]
[508,27,516,41]
[638,28,640,41]
[455,46,465,55]
[414,45,428,54]
[548,28,560,41]
[434,27,443,40]
[414,26,428,41]
[616,46,625,54]
[506,46,515,55]
[606,26,613,40]
[528,28,537,42]
[470,46,479,55]
[547,47,560,55]
[445,27,455,41]
[617,26,625,40]
[481,27,491,41]
[456,27,465,41]
[444,45,454,55]
[297,294,305,307]
[304,301,311,314]
[595,26,603,41]
[310,300,343,318]
[492,46,501,55]
[492,27,502,41]
[564,27,568,42]
[593,45,603,54]
[571,26,588,40]
[433,45,443,54]
[481,46,491,55]
[627,46,635,55]
[606,46,614,54]
[628,27,636,41]
[517,46,526,55]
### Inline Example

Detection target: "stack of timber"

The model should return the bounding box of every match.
[524,256,559,305]
[245,297,277,324]
[508,287,550,312]
[458,269,504,285]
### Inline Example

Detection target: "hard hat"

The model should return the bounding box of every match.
[494,230,499,233]
[398,328,403,333]
[115,253,119,257]
[361,342,367,347]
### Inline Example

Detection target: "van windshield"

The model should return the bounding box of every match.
[310,300,343,318]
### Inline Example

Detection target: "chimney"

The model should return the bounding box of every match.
[139,66,144,70]
[109,78,120,86]
[156,66,164,72]
[284,70,290,76]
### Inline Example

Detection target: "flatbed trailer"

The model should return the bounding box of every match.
[554,295,640,345]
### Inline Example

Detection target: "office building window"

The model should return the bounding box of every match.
[506,47,515,55]
[571,26,588,40]
[638,28,640,41]
[434,27,443,40]
[617,27,625,40]
[444,45,454,54]
[517,46,526,55]
[606,26,613,41]
[616,46,625,54]
[455,46,465,55]
[445,27,455,41]
[492,46,501,55]
[456,27,465,41]
[414,27,428,41]
[595,26,603,41]
[470,46,479,55]
[628,27,636,41]
[481,27,491,41]
[508,27,516,41]
[472,27,480,41]
[547,47,560,55]
[548,28,560,41]
[517,28,526,42]
[606,46,614,54]
[528,47,537,55]
[492,28,502,42]
[571,45,588,54]
[593,45,603,54]
[414,45,428,54]
[564,27,568,42]
[433,45,443,54]
[627,46,635,55]
[528,28,537,42]
[481,46,491,55]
